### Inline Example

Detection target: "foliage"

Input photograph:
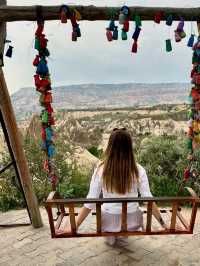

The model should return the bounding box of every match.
[87,146,103,159]
[1,132,200,211]
[137,135,200,197]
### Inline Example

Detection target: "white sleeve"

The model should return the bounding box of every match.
[138,168,153,197]
[84,167,103,210]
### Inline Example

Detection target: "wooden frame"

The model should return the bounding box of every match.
[0,5,200,22]
[45,191,199,238]
[0,1,200,229]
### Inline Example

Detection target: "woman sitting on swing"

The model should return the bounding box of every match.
[60,128,167,245]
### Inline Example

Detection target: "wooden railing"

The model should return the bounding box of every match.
[45,190,199,238]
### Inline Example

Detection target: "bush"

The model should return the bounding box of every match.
[137,135,200,197]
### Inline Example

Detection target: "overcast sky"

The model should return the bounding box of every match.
[4,0,200,94]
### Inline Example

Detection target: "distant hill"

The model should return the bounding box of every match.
[11,83,190,120]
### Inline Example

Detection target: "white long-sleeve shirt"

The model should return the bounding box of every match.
[84,163,153,214]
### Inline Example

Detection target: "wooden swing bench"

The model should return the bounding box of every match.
[45,188,199,238]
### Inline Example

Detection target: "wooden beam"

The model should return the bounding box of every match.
[0,5,200,22]
[0,0,42,228]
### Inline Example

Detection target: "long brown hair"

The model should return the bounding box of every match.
[102,128,139,194]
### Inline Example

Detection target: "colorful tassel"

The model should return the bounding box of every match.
[187,34,195,48]
[112,26,118,40]
[135,15,142,27]
[123,19,129,32]
[174,30,181,42]
[166,14,173,26]
[121,30,127,40]
[166,39,172,52]
[132,26,141,41]
[109,20,115,31]
[36,58,49,76]
[154,11,164,24]
[106,28,113,41]
[5,45,13,58]
[131,41,137,53]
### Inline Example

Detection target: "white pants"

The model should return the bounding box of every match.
[101,208,143,245]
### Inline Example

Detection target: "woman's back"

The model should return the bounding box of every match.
[84,163,152,214]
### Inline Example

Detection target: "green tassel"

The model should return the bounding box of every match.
[197,65,200,74]
[188,110,193,119]
[35,37,40,51]
[192,53,198,64]
[166,39,172,52]
[135,15,142,27]
[121,30,127,40]
[187,138,193,150]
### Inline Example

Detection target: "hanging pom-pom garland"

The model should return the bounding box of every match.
[33,10,58,190]
[119,6,130,40]
[59,5,82,42]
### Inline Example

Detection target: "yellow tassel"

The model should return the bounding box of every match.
[75,9,82,21]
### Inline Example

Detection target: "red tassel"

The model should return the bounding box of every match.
[44,92,52,103]
[33,55,40,66]
[34,74,41,88]
[131,41,138,53]
[40,34,48,49]
[123,19,129,32]
[60,10,68,23]
[154,11,164,24]
[35,24,44,37]
[41,127,46,141]
[46,103,54,114]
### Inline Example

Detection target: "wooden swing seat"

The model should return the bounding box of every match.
[45,188,199,238]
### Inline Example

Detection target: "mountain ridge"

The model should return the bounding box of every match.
[11,82,190,120]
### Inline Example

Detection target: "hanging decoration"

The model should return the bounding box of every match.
[106,9,117,41]
[184,36,200,182]
[33,7,58,190]
[175,18,186,42]
[187,21,195,48]
[119,6,130,41]
[165,39,172,52]
[154,11,164,24]
[131,26,141,53]
[59,5,82,42]
[166,14,173,26]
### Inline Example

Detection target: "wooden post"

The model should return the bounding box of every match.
[0,0,42,228]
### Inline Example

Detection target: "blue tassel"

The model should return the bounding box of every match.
[132,26,141,41]
[5,46,13,58]
[109,20,115,31]
[112,26,118,40]
[41,141,47,151]
[166,14,173,26]
[76,24,81,37]
[187,34,195,48]
[36,58,49,75]
[48,145,55,158]
[45,127,53,141]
